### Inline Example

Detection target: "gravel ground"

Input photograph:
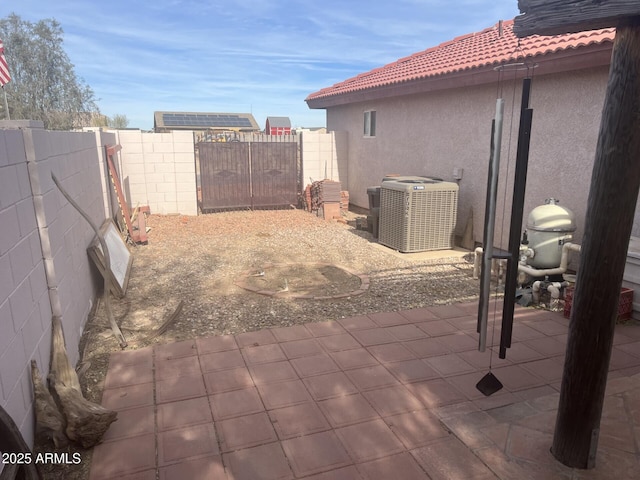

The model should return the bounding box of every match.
[88,209,480,348]
[41,208,481,479]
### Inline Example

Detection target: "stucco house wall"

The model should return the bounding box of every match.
[325,65,611,249]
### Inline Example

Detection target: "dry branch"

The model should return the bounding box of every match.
[31,360,67,448]
[48,316,117,448]
[51,173,127,348]
[48,373,117,448]
[148,300,184,339]
[50,316,81,393]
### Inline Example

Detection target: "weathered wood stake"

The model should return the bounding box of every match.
[49,316,117,448]
[31,359,67,448]
[551,17,640,468]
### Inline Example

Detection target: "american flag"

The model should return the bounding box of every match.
[0,39,10,86]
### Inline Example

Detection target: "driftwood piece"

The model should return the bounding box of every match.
[51,173,127,348]
[30,360,67,448]
[50,316,81,393]
[0,404,40,480]
[48,316,117,448]
[48,373,117,449]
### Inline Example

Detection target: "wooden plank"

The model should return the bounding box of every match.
[551,17,640,468]
[105,145,145,243]
[514,0,640,37]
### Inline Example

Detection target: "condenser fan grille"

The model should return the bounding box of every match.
[378,180,458,252]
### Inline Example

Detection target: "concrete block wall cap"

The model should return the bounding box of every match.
[0,120,44,129]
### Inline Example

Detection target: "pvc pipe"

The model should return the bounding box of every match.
[476,241,576,281]
[517,242,581,278]
[547,282,562,300]
[520,247,535,261]
[532,280,543,303]
[547,281,569,310]
[475,246,527,283]
[473,247,483,279]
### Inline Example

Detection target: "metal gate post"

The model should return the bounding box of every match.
[248,141,254,210]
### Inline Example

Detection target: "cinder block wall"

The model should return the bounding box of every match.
[0,122,107,445]
[112,130,198,215]
[112,130,346,216]
[301,131,348,187]
[0,126,48,446]
[91,129,120,219]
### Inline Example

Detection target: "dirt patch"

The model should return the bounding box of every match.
[236,263,368,298]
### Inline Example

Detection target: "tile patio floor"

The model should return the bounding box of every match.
[89,300,640,479]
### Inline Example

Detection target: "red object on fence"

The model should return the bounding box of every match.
[564,286,633,320]
[105,145,149,244]
[0,39,10,86]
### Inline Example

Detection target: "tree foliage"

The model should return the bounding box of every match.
[0,13,100,130]
[109,114,129,129]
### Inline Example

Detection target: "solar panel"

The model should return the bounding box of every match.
[162,113,253,128]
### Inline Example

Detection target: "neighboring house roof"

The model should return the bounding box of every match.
[306,19,615,108]
[266,116,292,128]
[154,111,260,131]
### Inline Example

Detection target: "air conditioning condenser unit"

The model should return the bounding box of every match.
[378,178,458,253]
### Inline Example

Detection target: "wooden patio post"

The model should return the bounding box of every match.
[552,18,640,468]
[514,0,640,469]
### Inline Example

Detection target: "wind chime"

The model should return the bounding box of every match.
[476,49,537,396]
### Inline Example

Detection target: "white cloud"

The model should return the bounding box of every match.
[0,0,519,129]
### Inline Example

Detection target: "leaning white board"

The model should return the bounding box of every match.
[87,219,133,298]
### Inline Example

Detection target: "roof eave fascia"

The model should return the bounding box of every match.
[306,42,613,109]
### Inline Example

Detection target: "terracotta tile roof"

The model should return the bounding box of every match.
[306,19,614,102]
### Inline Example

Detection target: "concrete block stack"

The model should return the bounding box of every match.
[340,190,349,212]
[308,180,342,220]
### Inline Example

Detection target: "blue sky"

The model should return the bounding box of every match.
[0,1,520,130]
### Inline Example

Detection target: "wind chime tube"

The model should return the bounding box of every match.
[500,78,533,359]
[478,98,505,352]
[477,119,495,338]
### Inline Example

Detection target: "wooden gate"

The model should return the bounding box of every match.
[197,136,299,212]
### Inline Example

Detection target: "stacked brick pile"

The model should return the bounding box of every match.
[340,190,349,212]
[304,184,312,211]
[305,180,343,220]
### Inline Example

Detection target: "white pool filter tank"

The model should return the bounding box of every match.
[526,198,576,269]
